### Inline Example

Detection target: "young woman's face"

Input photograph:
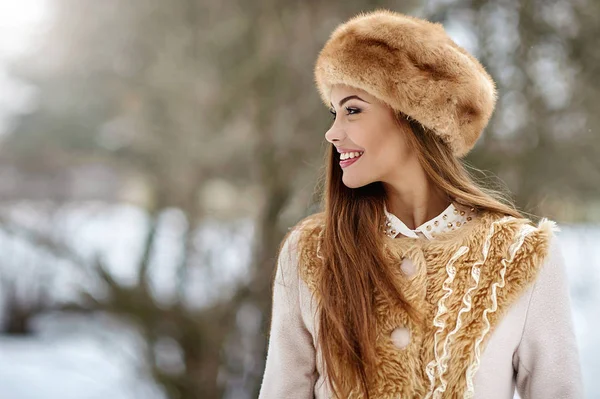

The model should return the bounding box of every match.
[325,84,417,188]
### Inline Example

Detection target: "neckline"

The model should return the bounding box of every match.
[382,209,517,250]
[383,202,477,239]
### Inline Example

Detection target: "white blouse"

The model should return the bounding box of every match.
[383,202,478,239]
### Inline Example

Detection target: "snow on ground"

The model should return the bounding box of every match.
[0,313,165,399]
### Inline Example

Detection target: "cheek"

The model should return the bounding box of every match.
[366,131,412,174]
[346,116,411,169]
[368,129,407,160]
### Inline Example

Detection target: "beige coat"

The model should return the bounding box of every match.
[258,211,584,398]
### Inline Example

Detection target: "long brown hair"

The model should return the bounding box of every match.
[309,111,523,398]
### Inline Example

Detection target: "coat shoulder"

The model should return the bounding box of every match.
[286,212,325,292]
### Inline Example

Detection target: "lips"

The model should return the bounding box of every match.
[339,153,363,168]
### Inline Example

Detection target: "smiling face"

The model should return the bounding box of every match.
[325,84,419,189]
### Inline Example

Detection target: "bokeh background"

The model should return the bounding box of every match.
[0,0,598,398]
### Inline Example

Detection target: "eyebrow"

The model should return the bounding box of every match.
[330,95,370,108]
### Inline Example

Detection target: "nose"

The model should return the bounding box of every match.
[325,122,345,144]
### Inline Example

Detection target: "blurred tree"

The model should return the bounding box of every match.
[0,0,598,398]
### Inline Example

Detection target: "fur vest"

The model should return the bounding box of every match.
[294,209,558,399]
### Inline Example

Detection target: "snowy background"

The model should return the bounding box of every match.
[0,0,598,398]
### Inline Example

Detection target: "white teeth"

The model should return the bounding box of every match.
[340,151,364,160]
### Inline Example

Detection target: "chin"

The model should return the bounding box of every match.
[342,173,372,189]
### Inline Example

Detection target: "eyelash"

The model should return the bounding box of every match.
[330,107,361,120]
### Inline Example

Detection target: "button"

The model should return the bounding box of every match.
[391,326,410,349]
[400,257,416,277]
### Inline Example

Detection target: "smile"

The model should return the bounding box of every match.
[339,152,363,168]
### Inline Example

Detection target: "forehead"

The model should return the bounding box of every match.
[331,84,370,100]
[329,84,375,102]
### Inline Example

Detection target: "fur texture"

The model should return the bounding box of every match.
[314,9,498,158]
[294,210,557,398]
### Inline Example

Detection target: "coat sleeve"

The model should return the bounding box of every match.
[513,235,585,399]
[258,229,318,399]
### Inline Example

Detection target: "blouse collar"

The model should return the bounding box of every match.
[383,202,477,239]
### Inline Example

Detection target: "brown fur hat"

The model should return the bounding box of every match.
[314,9,497,158]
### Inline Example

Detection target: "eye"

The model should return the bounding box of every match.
[329,106,361,121]
[345,106,361,115]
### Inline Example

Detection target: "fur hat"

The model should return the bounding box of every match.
[314,9,497,158]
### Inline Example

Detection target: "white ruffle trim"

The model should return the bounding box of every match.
[463,222,537,399]
[424,244,470,399]
[424,216,516,399]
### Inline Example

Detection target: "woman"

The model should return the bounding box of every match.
[258,9,583,399]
